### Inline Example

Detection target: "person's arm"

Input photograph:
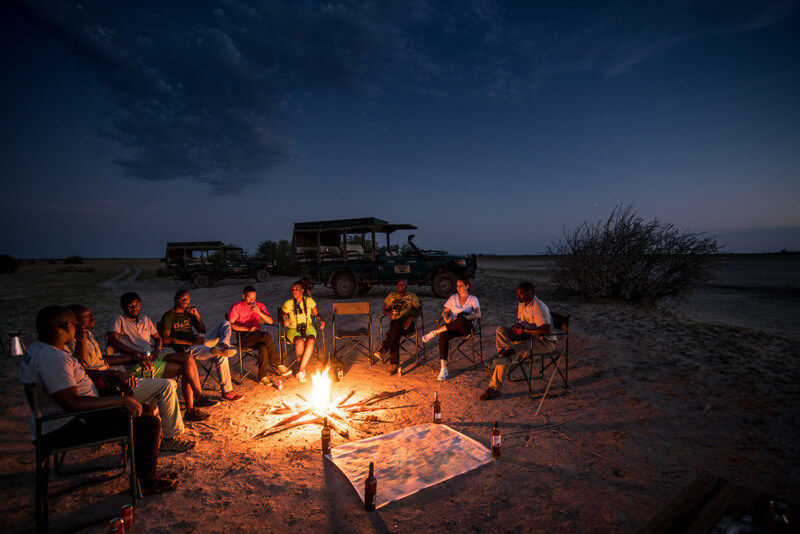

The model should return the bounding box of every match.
[188,307,207,334]
[252,304,274,325]
[466,296,481,321]
[311,306,325,329]
[71,325,90,368]
[161,326,203,347]
[149,331,163,356]
[442,306,453,323]
[50,386,142,416]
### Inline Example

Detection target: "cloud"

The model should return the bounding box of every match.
[8,0,797,191]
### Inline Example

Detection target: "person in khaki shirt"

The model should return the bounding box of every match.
[374,279,421,375]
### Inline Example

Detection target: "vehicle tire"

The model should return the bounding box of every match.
[332,272,359,299]
[431,271,458,298]
[357,285,371,296]
[192,273,211,288]
[254,269,270,283]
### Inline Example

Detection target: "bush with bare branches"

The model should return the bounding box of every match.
[547,205,720,303]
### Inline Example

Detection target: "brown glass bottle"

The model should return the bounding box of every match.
[491,421,501,459]
[321,417,331,455]
[364,462,377,511]
[433,392,442,424]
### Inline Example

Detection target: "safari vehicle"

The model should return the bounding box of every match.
[164,241,274,288]
[293,218,477,298]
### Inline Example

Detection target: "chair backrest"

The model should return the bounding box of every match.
[332,302,369,316]
[23,382,42,420]
[550,312,569,333]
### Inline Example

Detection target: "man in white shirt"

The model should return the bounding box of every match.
[480,282,555,401]
[19,305,178,494]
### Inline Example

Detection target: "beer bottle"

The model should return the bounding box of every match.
[321,417,331,455]
[491,421,501,459]
[433,392,441,424]
[364,462,377,511]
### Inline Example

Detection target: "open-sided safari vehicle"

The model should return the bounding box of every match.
[293,218,477,298]
[164,241,274,288]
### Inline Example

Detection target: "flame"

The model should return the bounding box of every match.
[310,367,332,414]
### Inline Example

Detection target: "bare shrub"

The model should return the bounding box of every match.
[0,254,19,274]
[547,204,720,303]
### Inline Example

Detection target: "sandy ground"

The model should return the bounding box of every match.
[1,256,799,533]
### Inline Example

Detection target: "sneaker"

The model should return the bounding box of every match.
[160,437,196,452]
[194,396,219,408]
[296,370,307,383]
[211,346,237,358]
[422,331,437,343]
[221,391,244,402]
[386,365,398,375]
[276,364,292,377]
[373,349,386,362]
[260,377,271,386]
[183,408,211,422]
[437,367,449,381]
[479,388,502,401]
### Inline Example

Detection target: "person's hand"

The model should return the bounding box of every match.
[404,318,413,330]
[512,324,524,336]
[137,352,153,372]
[249,326,258,333]
[120,396,143,417]
[74,324,87,342]
[194,334,205,345]
[186,306,199,317]
[319,320,326,330]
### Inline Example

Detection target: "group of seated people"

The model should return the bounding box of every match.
[374,277,556,402]
[18,276,555,497]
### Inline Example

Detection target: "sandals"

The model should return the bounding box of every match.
[142,476,181,496]
[160,437,196,452]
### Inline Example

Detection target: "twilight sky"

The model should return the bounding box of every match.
[2,0,799,258]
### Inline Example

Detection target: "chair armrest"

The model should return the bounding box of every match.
[39,405,133,424]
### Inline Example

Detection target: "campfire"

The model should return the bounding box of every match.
[251,368,409,440]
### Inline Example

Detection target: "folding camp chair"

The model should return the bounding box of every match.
[277,307,325,371]
[508,311,570,412]
[23,383,140,533]
[379,312,424,364]
[435,316,483,365]
[331,302,373,365]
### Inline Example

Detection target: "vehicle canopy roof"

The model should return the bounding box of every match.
[293,218,417,234]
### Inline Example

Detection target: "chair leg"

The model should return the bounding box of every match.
[35,452,48,533]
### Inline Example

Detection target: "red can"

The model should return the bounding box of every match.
[121,504,134,528]
[108,517,125,533]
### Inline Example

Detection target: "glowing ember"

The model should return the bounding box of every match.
[310,367,333,414]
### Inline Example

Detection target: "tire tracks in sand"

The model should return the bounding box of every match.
[98,265,142,289]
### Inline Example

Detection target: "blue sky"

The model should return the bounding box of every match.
[1,0,799,258]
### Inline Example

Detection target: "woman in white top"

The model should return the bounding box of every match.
[421,277,481,381]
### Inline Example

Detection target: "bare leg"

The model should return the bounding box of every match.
[298,337,316,372]
[164,352,203,404]
[162,361,193,410]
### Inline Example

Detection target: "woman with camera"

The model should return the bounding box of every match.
[279,281,325,383]
[421,277,481,381]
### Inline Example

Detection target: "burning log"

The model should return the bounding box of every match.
[250,370,410,441]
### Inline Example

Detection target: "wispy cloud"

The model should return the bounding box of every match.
[9,0,797,191]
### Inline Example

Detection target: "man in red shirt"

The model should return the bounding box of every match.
[228,285,290,384]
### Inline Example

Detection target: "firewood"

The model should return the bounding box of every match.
[336,390,356,406]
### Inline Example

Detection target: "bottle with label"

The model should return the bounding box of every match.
[433,392,441,424]
[491,421,501,459]
[364,462,377,511]
[321,417,331,455]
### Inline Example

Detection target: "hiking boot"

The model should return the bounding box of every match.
[276,364,292,377]
[183,408,210,422]
[194,396,219,408]
[221,391,244,402]
[373,349,386,362]
[211,346,237,358]
[479,388,501,401]
[296,370,307,383]
[386,365,398,375]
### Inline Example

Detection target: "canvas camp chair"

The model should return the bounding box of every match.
[331,302,373,365]
[23,382,140,533]
[379,311,424,365]
[435,316,483,366]
[508,311,570,414]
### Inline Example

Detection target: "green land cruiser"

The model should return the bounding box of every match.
[293,218,477,298]
[164,241,274,288]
